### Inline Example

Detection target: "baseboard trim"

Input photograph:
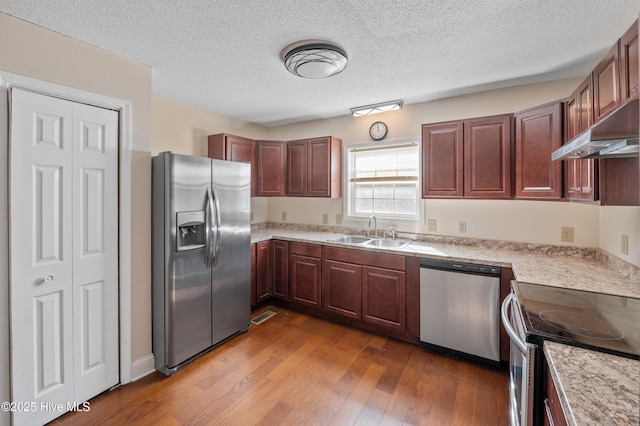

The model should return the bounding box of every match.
[130,353,155,382]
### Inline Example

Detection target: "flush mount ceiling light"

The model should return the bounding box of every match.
[283,43,348,79]
[350,100,404,117]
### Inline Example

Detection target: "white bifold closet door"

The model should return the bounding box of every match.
[9,88,119,425]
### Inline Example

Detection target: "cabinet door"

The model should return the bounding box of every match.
[307,137,330,197]
[362,266,406,332]
[272,240,289,300]
[593,43,621,123]
[322,260,362,320]
[565,77,598,201]
[514,102,563,199]
[255,241,272,302]
[256,141,286,196]
[250,243,257,306]
[290,254,322,308]
[208,133,257,196]
[620,19,639,103]
[422,121,464,198]
[463,114,512,198]
[287,139,308,196]
[600,158,640,206]
[564,94,581,200]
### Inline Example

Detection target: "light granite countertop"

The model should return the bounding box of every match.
[544,341,640,425]
[251,226,640,298]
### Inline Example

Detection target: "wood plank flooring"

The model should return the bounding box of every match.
[52,306,509,425]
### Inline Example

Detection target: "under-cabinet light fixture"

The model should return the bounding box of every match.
[350,99,404,117]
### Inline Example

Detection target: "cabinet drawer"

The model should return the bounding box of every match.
[290,241,322,257]
[323,246,405,270]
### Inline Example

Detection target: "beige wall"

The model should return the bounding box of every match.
[152,95,267,156]
[151,78,639,266]
[0,9,153,377]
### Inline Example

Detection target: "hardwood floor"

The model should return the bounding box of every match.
[52,306,509,425]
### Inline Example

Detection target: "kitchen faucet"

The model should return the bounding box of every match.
[368,215,377,237]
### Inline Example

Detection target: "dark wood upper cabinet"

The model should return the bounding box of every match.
[256,141,286,196]
[208,133,257,196]
[422,121,464,198]
[287,136,341,197]
[593,43,621,123]
[600,157,640,206]
[463,114,512,198]
[564,76,598,201]
[514,102,563,200]
[422,115,512,199]
[620,19,639,104]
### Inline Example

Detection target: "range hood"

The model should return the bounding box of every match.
[552,97,639,160]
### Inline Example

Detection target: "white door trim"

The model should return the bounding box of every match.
[0,73,133,400]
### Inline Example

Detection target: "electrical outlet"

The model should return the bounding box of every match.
[458,221,467,233]
[336,214,343,225]
[281,211,287,222]
[427,219,437,232]
[561,226,574,242]
[250,212,254,222]
[621,234,629,255]
[322,213,329,225]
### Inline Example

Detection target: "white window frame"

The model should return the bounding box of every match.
[342,138,423,224]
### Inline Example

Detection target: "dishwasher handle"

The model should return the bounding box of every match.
[501,293,528,354]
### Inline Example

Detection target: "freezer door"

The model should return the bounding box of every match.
[154,153,213,371]
[210,158,251,344]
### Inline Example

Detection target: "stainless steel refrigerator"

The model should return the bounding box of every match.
[152,152,251,376]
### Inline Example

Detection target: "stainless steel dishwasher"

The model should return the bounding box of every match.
[419,258,501,365]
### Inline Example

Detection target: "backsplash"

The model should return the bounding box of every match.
[257,221,639,283]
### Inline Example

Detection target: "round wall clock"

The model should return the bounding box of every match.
[369,121,388,140]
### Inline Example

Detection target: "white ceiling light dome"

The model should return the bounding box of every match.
[283,43,348,79]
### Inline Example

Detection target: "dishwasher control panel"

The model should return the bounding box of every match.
[419,257,500,276]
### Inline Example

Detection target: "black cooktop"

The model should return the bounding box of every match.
[512,281,640,360]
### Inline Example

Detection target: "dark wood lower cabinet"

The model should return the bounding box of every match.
[250,243,257,306]
[290,254,322,308]
[255,241,272,303]
[544,365,568,426]
[362,266,406,332]
[322,259,362,320]
[272,240,289,300]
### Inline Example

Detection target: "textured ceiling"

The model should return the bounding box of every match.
[1,1,639,126]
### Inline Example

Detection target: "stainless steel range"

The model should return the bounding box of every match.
[501,281,639,426]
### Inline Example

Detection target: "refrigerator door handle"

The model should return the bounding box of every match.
[212,187,221,268]
[205,188,215,268]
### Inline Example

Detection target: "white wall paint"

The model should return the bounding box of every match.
[599,206,640,267]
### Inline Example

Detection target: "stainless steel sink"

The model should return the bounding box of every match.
[327,235,372,244]
[363,238,410,248]
[327,235,410,249]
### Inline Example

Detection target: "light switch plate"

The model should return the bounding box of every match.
[322,213,329,224]
[336,214,343,225]
[281,211,287,222]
